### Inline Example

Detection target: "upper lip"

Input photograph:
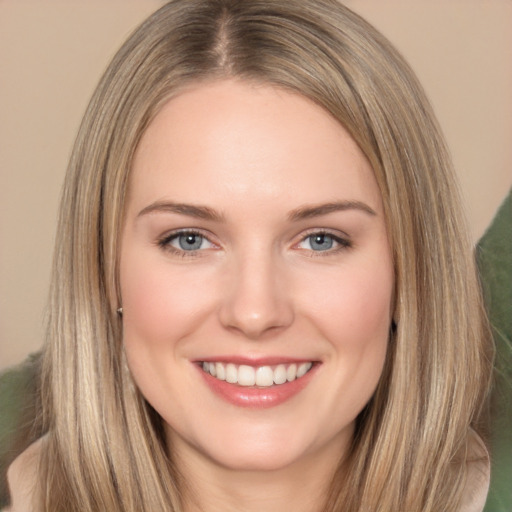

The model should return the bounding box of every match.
[193,356,318,366]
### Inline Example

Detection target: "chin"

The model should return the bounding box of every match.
[196,423,334,473]
[208,443,308,473]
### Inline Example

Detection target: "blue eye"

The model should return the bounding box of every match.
[175,233,205,250]
[159,231,214,253]
[308,234,334,251]
[297,232,351,252]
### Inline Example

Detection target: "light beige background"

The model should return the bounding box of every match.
[1,0,511,371]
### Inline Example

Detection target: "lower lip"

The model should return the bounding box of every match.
[196,364,319,408]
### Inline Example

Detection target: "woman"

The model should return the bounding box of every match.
[6,1,492,510]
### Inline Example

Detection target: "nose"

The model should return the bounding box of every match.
[218,253,294,339]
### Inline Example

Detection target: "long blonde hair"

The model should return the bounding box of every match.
[40,1,492,510]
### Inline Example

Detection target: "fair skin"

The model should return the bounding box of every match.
[119,79,394,512]
[5,81,490,512]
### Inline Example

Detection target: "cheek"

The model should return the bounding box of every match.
[118,249,215,410]
[299,257,393,408]
[119,247,218,354]
[300,260,393,348]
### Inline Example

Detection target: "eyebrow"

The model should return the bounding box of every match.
[137,199,376,222]
[137,201,225,222]
[287,201,377,221]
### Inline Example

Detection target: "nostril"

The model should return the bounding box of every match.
[219,302,294,339]
[218,259,294,337]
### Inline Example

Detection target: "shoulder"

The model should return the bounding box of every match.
[459,431,490,512]
[5,437,44,512]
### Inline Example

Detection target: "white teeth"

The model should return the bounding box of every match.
[273,364,287,385]
[255,366,274,387]
[226,363,237,384]
[215,362,226,381]
[286,364,297,382]
[238,365,256,386]
[297,362,312,378]
[201,361,314,387]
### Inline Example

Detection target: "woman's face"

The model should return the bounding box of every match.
[120,80,394,473]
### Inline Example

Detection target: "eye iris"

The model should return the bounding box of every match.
[178,233,203,250]
[310,234,333,251]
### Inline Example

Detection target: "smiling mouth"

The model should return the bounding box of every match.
[200,361,314,387]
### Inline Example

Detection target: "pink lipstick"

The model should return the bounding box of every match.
[195,358,318,408]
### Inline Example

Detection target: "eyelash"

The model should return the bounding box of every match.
[156,229,352,258]
[156,229,214,258]
[296,229,352,257]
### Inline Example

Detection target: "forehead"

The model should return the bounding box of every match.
[129,79,383,215]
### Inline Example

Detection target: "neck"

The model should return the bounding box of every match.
[174,439,347,512]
